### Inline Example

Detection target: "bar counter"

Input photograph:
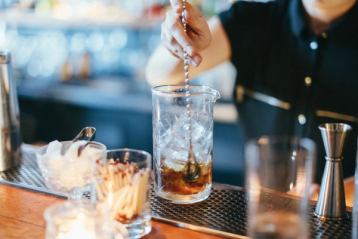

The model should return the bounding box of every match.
[0,184,224,239]
[0,144,355,239]
[0,179,355,239]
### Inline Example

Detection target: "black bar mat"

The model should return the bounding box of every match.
[0,145,352,239]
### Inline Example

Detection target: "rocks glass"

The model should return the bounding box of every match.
[95,149,152,239]
[245,136,316,239]
[44,201,127,239]
[37,140,107,200]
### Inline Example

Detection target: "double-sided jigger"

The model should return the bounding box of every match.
[315,123,352,220]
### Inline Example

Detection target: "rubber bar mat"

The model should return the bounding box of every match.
[0,145,352,239]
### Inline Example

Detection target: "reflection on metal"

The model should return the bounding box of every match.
[235,85,291,110]
[316,110,358,124]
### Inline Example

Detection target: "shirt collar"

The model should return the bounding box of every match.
[328,1,358,38]
[289,0,307,37]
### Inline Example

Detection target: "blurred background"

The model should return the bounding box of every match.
[0,0,244,185]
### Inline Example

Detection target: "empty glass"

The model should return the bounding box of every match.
[95,149,152,239]
[245,136,316,239]
[152,85,220,204]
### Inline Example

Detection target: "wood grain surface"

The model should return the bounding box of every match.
[0,184,223,239]
[0,177,355,239]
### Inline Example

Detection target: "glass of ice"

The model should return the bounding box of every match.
[152,85,220,204]
[245,136,316,239]
[37,140,107,200]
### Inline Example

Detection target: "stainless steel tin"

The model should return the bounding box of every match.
[0,51,21,171]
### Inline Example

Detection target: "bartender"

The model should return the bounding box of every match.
[146,0,358,183]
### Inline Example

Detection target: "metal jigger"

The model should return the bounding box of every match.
[315,123,352,220]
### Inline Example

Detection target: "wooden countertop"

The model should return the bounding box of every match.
[0,184,223,239]
[0,178,355,239]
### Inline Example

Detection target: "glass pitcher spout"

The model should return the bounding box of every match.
[205,86,221,103]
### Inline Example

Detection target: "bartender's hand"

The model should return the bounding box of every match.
[162,0,212,66]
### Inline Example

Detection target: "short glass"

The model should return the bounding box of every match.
[37,140,107,200]
[152,85,220,204]
[95,149,152,239]
[44,200,127,239]
[245,136,316,239]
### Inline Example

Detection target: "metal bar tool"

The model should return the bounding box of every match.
[315,123,352,220]
[0,51,21,171]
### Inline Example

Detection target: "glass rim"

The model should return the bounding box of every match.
[318,123,352,132]
[106,148,151,160]
[62,140,107,148]
[105,148,152,168]
[245,136,316,196]
[38,140,107,155]
[152,84,220,99]
[246,135,316,151]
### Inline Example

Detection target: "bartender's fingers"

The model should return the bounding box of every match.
[173,2,206,32]
[164,11,195,55]
[162,31,184,58]
[161,31,201,66]
[169,2,206,47]
[171,3,211,54]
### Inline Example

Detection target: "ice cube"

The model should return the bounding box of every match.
[163,157,186,172]
[45,140,62,156]
[158,113,213,167]
[191,120,206,142]
[162,144,187,159]
[159,126,173,148]
[80,144,104,167]
[37,139,103,192]
[160,119,189,149]
[64,140,87,159]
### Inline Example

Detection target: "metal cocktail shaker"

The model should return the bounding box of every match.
[0,51,21,171]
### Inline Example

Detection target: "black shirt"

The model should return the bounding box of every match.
[219,0,358,182]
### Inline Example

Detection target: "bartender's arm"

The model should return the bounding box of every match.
[145,0,231,86]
